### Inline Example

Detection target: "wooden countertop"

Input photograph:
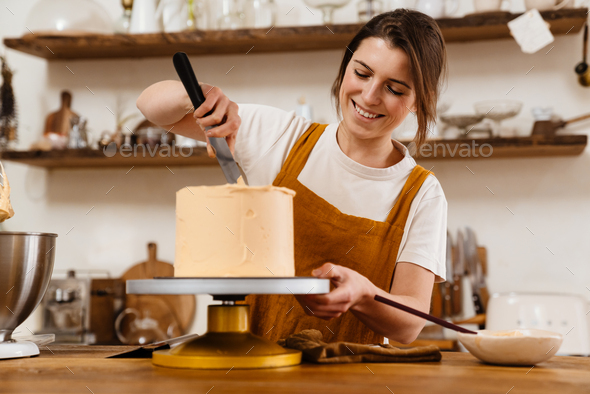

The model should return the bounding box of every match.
[1,345,588,393]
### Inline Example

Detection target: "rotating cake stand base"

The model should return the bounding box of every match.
[153,304,301,369]
[126,278,330,370]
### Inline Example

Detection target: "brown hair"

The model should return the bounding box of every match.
[331,9,447,148]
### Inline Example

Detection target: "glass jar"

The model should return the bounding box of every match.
[217,0,245,30]
[357,0,383,22]
[243,0,276,29]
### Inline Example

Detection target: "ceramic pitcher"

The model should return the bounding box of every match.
[416,0,459,18]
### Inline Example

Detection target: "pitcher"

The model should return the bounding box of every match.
[129,0,162,33]
[416,0,459,18]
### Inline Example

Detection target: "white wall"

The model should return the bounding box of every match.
[2,0,589,337]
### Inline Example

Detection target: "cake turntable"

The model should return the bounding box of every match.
[126,277,330,369]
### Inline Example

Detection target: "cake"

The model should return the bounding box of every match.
[175,178,296,277]
[0,162,14,223]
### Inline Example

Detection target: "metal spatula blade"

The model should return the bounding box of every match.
[172,52,242,184]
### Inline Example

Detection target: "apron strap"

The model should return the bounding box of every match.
[386,165,434,226]
[272,123,327,186]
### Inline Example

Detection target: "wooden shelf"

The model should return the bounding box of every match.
[0,147,217,168]
[401,134,587,160]
[3,8,587,60]
[0,134,585,168]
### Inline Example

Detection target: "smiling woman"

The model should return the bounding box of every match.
[332,11,447,151]
[137,9,449,345]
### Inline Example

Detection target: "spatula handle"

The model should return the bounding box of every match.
[374,295,477,335]
[173,52,211,116]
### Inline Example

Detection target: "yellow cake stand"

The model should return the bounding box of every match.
[126,278,330,369]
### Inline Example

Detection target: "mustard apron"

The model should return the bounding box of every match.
[245,123,434,344]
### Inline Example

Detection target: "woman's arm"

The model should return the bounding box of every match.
[136,80,241,153]
[297,261,434,344]
[350,262,434,344]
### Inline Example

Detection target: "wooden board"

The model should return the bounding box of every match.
[0,346,588,393]
[1,134,586,168]
[2,9,587,60]
[120,243,196,344]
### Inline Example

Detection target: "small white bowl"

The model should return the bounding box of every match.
[457,329,563,366]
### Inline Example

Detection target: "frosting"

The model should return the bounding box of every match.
[0,162,14,223]
[175,181,296,277]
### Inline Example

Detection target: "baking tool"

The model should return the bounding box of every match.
[465,227,489,312]
[0,231,57,359]
[127,277,330,369]
[463,228,485,318]
[442,230,454,318]
[173,52,242,184]
[120,243,195,343]
[531,112,590,136]
[374,295,476,334]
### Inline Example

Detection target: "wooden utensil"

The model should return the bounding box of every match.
[43,90,79,136]
[531,112,590,136]
[121,243,196,337]
[374,295,477,335]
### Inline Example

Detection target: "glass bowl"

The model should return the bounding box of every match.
[25,0,113,35]
[474,100,523,138]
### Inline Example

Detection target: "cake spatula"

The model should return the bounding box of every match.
[173,52,242,184]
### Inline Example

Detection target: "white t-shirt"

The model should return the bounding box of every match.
[233,104,447,283]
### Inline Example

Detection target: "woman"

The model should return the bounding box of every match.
[137,9,447,345]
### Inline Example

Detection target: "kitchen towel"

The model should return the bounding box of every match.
[278,329,441,363]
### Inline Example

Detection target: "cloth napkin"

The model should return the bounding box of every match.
[277,329,441,364]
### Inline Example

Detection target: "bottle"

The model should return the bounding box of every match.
[296,96,313,121]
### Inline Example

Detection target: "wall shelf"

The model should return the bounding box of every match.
[3,8,587,60]
[403,134,587,160]
[0,147,217,168]
[1,134,585,168]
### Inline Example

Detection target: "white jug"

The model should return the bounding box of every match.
[416,0,459,18]
[524,0,572,10]
[129,0,162,33]
[156,0,188,32]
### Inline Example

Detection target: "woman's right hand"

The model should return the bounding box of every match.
[194,83,241,157]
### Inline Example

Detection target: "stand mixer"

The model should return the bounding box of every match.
[0,232,57,359]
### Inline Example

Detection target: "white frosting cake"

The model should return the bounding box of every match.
[175,179,296,277]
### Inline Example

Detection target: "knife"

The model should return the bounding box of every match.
[443,230,453,318]
[464,227,485,317]
[453,229,465,318]
[172,52,242,184]
[466,227,489,311]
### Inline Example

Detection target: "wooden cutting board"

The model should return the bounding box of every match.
[43,90,78,136]
[120,243,196,341]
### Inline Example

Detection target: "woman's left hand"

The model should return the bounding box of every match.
[295,263,374,320]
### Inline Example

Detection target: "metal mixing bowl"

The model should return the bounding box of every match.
[0,232,57,342]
